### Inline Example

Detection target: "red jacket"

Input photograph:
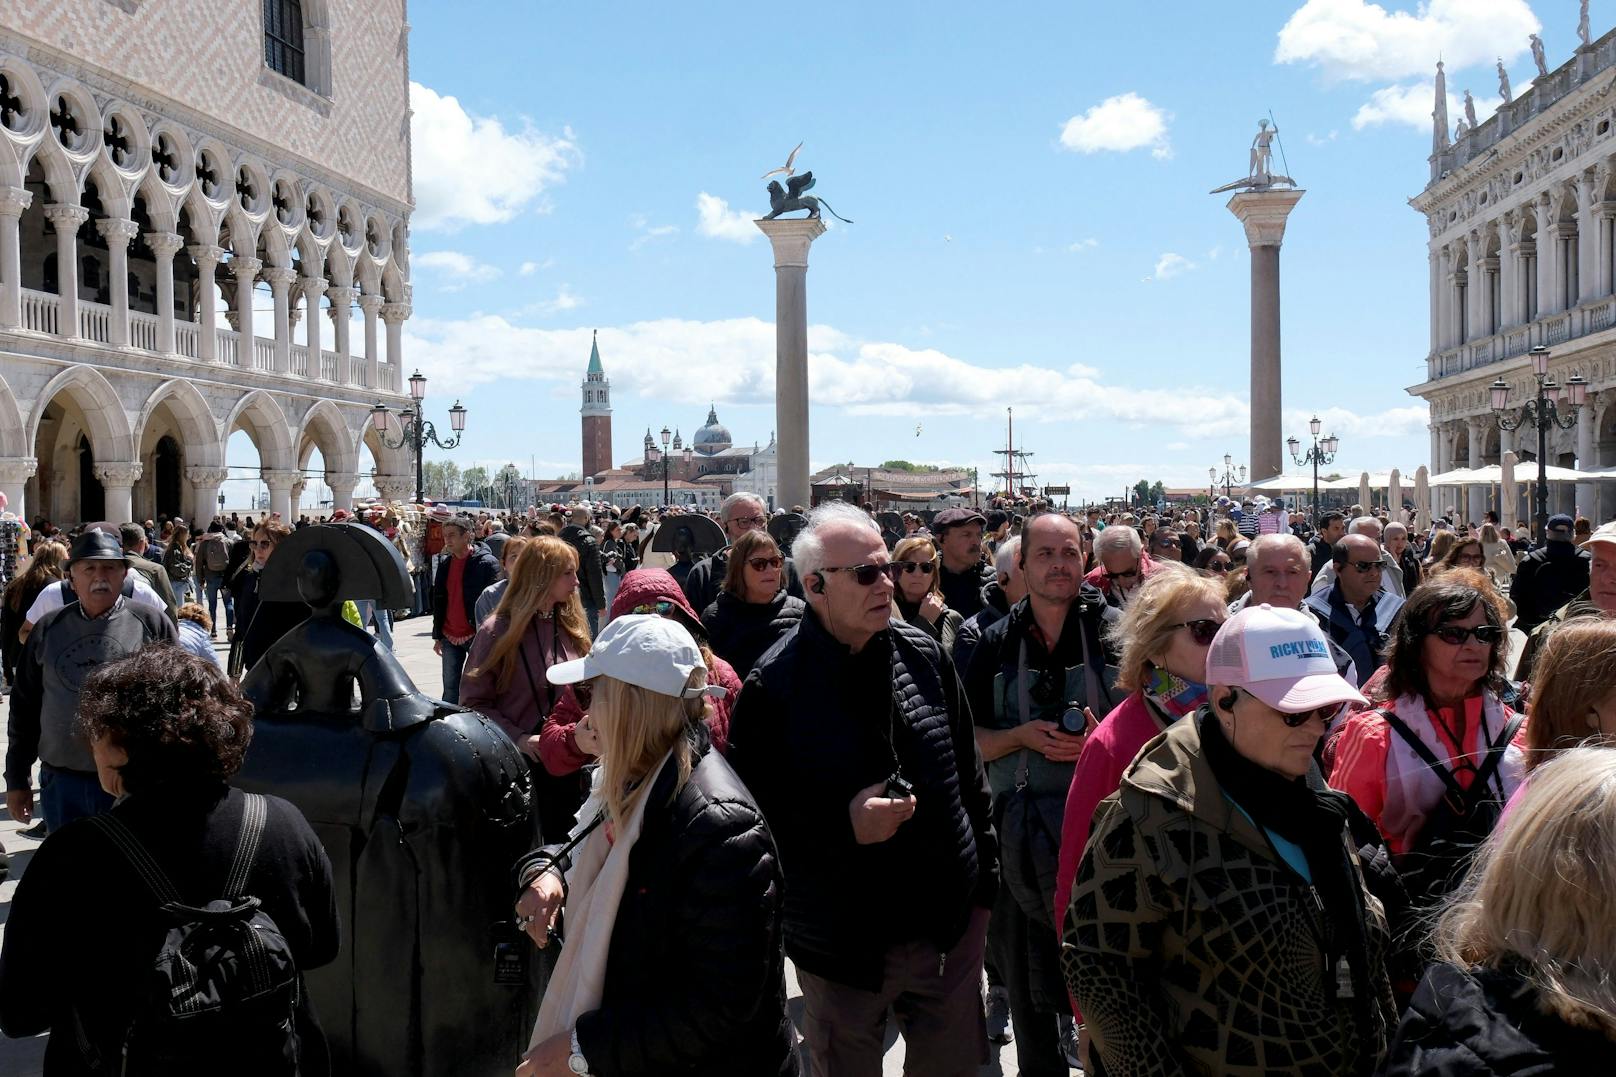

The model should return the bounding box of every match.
[1081,551,1165,599]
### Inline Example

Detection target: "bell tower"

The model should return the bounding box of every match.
[580,331,612,479]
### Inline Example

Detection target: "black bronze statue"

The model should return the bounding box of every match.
[763,171,854,223]
[234,522,542,1077]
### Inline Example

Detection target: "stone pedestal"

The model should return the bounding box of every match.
[1414,465,1431,530]
[1227,189,1304,484]
[756,217,827,512]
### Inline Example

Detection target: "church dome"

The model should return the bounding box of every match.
[693,404,732,455]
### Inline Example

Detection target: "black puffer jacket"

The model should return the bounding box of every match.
[938,559,996,620]
[728,610,998,991]
[559,525,605,612]
[1384,961,1616,1075]
[682,548,804,616]
[513,729,796,1077]
[952,579,1011,673]
[700,590,805,679]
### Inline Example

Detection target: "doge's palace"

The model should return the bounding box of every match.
[1408,25,1616,524]
[0,0,417,528]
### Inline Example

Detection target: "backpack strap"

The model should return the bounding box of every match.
[1471,713,1526,803]
[87,812,182,907]
[225,793,268,900]
[1382,706,1523,814]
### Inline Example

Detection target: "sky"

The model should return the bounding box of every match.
[337,0,1584,504]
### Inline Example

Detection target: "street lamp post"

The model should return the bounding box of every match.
[369,369,468,504]
[1211,453,1247,500]
[1491,345,1587,543]
[659,426,672,506]
[1286,416,1340,527]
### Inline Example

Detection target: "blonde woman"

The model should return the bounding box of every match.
[460,537,592,841]
[512,616,794,1077]
[1479,522,1517,585]
[1383,747,1616,1072]
[891,533,965,653]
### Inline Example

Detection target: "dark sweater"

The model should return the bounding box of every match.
[0,784,340,1075]
[700,590,806,678]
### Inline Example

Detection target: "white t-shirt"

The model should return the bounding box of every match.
[26,573,167,624]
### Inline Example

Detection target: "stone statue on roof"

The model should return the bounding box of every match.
[1463,90,1478,129]
[1497,58,1512,102]
[1580,0,1592,48]
[1531,33,1549,77]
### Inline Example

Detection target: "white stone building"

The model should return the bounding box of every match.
[1409,31,1616,523]
[0,0,414,529]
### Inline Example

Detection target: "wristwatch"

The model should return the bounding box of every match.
[568,1027,592,1075]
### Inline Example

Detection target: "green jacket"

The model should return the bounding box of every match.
[1516,591,1606,684]
[1062,715,1395,1077]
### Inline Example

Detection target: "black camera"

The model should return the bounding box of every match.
[1058,704,1087,735]
[884,773,915,799]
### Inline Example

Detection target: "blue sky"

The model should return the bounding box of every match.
[339,0,1576,503]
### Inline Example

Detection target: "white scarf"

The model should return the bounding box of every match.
[529,750,675,1049]
[1380,689,1524,852]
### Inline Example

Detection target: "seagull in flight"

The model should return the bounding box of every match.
[762,142,804,180]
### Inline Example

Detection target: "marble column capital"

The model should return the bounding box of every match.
[373,475,413,501]
[0,186,33,218]
[187,243,226,270]
[43,204,89,231]
[260,467,300,490]
[231,255,263,280]
[755,217,827,268]
[380,302,412,323]
[326,285,358,306]
[93,461,143,487]
[355,293,385,314]
[185,465,230,486]
[261,265,297,290]
[144,231,184,257]
[94,217,139,246]
[300,275,329,299]
[0,457,38,484]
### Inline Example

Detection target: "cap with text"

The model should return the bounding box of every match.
[1205,603,1366,712]
[547,614,727,700]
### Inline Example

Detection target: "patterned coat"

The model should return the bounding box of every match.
[1062,716,1396,1077]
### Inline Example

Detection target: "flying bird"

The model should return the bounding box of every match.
[915,423,923,437]
[761,141,804,180]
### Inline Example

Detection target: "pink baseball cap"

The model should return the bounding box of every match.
[1205,604,1366,712]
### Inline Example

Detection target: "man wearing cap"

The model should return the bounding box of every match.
[1304,533,1405,688]
[431,515,500,704]
[1510,513,1591,634]
[1517,520,1616,681]
[933,506,996,620]
[6,532,175,832]
[1065,604,1396,1076]
[728,501,998,1076]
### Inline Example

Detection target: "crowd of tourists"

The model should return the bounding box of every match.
[4,485,1616,1076]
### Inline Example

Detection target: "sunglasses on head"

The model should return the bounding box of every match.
[746,556,784,572]
[1170,618,1223,646]
[630,600,678,616]
[1427,624,1505,646]
[898,560,936,574]
[820,563,901,587]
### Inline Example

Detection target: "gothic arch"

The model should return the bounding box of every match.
[294,399,357,476]
[0,375,28,458]
[224,390,294,471]
[0,137,21,190]
[23,134,77,205]
[27,365,135,461]
[136,380,222,465]
[132,169,179,233]
[82,154,131,220]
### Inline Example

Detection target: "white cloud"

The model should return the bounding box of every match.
[1059,93,1172,159]
[415,250,501,290]
[1068,238,1099,252]
[630,220,679,251]
[1151,252,1196,280]
[519,261,541,276]
[1305,130,1340,145]
[1352,80,1510,131]
[410,82,578,230]
[525,285,583,317]
[1275,0,1538,83]
[695,193,759,243]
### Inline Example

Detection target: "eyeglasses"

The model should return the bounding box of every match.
[1103,567,1140,581]
[1226,687,1339,727]
[820,563,901,587]
[898,560,936,574]
[1169,618,1223,646]
[630,600,678,616]
[1345,559,1382,574]
[250,540,274,549]
[746,556,784,572]
[729,515,767,529]
[1207,560,1231,573]
[1427,624,1506,646]
[1154,539,1180,550]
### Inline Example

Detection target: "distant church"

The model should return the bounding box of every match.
[580,331,612,480]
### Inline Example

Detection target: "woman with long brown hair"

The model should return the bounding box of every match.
[2,541,66,692]
[460,536,593,840]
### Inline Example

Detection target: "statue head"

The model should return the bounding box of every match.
[767,179,784,198]
[297,549,342,610]
[1258,119,1269,129]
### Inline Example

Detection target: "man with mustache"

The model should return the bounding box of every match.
[934,507,996,619]
[965,511,1118,1074]
[5,531,175,832]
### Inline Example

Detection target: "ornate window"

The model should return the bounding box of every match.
[263,0,307,87]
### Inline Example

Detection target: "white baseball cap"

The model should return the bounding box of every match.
[1205,604,1366,712]
[1580,521,1616,551]
[547,614,727,699]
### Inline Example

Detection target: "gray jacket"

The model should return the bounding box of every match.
[5,598,175,785]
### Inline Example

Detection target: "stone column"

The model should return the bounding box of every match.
[1554,221,1580,312]
[1580,171,1603,304]
[1499,240,1517,331]
[1600,204,1616,297]
[1467,416,1487,524]
[145,231,183,354]
[1578,395,1599,518]
[755,217,828,511]
[185,465,229,531]
[263,266,296,375]
[1414,465,1432,530]
[1479,256,1500,338]
[301,275,327,380]
[327,284,356,381]
[374,474,413,504]
[1226,188,1304,483]
[231,255,262,360]
[357,293,383,390]
[1435,247,1453,349]
[43,204,89,338]
[1428,248,1442,352]
[1537,194,1557,318]
[0,457,36,520]
[261,467,299,521]
[0,186,32,329]
[327,472,358,513]
[188,244,223,361]
[95,218,138,346]
[94,461,142,523]
[381,302,410,389]
[1429,423,1441,474]
[289,478,306,520]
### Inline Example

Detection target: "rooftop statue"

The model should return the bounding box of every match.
[1581,0,1592,48]
[1531,33,1549,77]
[1498,58,1513,102]
[1463,90,1479,129]
[762,170,854,223]
[1209,118,1297,195]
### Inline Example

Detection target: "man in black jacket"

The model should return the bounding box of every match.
[1308,512,1346,579]
[1511,513,1592,634]
[431,516,499,704]
[963,512,1115,1076]
[681,493,804,613]
[559,506,606,635]
[728,501,997,1077]
[934,506,996,619]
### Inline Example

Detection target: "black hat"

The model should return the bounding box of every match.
[932,507,986,532]
[67,530,130,567]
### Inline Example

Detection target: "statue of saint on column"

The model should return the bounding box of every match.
[1210,119,1297,194]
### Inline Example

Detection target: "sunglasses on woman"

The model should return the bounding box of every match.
[746,556,784,572]
[1427,624,1505,646]
[1169,618,1223,646]
[898,560,936,574]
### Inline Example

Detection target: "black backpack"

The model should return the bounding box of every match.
[86,794,304,1076]
[1384,708,1524,908]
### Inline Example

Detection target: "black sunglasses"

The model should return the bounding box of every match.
[1227,687,1339,727]
[1345,559,1382,574]
[1207,560,1231,573]
[1103,567,1139,581]
[821,563,901,587]
[746,556,784,572]
[898,560,936,574]
[1170,618,1223,646]
[1427,624,1505,646]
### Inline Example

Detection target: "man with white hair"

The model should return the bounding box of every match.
[953,536,1026,673]
[681,492,804,613]
[728,501,998,1076]
[1084,524,1157,609]
[1310,515,1404,598]
[1231,534,1313,613]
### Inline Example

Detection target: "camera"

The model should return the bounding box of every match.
[884,773,915,799]
[1059,704,1087,735]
